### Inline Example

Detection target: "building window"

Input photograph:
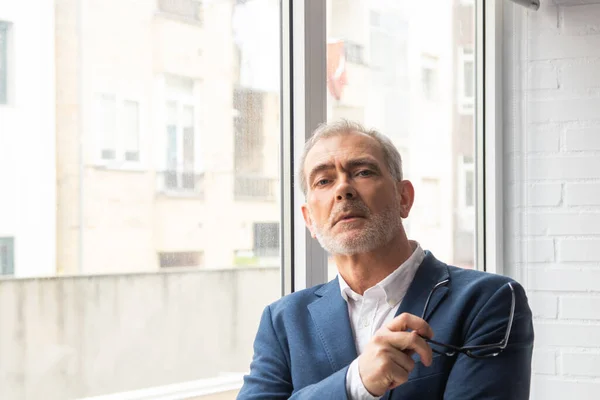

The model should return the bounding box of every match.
[0,237,14,275]
[344,41,365,65]
[159,75,202,194]
[459,155,475,209]
[0,21,10,105]
[158,0,203,23]
[458,47,475,114]
[94,94,141,164]
[421,55,439,102]
[253,222,279,257]
[159,251,203,268]
[233,88,276,200]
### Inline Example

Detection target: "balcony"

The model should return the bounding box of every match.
[234,175,277,201]
[156,170,204,198]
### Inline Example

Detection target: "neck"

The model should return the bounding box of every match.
[334,233,414,295]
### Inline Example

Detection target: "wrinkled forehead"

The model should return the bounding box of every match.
[303,131,386,176]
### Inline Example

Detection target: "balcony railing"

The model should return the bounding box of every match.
[156,170,204,197]
[234,175,277,201]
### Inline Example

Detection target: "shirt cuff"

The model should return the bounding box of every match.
[345,358,381,400]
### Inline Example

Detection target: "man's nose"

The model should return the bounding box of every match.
[334,178,357,201]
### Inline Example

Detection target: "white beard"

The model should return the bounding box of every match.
[311,195,403,256]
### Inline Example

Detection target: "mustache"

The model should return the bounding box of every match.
[329,201,370,226]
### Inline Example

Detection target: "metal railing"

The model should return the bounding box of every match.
[234,175,277,201]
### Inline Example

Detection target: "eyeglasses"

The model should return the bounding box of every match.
[419,280,515,359]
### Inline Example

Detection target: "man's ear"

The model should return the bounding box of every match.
[301,203,317,238]
[398,180,415,219]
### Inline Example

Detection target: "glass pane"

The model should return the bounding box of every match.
[122,100,140,161]
[0,1,282,399]
[96,93,117,160]
[326,0,476,275]
[183,105,195,173]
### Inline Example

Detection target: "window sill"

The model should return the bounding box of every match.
[156,191,204,200]
[93,163,147,173]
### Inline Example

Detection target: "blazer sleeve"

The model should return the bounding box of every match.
[443,281,534,400]
[237,305,349,400]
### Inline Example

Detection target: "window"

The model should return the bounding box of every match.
[1,0,282,398]
[344,41,365,65]
[422,55,439,102]
[159,251,203,268]
[0,21,9,105]
[328,0,476,272]
[458,47,475,114]
[0,237,14,275]
[161,76,200,193]
[94,94,141,164]
[459,155,475,209]
[253,222,279,257]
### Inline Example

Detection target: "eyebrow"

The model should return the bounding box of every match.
[307,157,382,186]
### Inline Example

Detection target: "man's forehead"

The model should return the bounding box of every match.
[304,132,384,169]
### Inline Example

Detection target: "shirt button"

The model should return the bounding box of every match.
[388,299,396,307]
[361,318,370,328]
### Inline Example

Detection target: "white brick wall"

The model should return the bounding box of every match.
[505,1,600,398]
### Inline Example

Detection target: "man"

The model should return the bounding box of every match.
[237,120,534,399]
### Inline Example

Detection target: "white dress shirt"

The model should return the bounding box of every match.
[339,241,425,400]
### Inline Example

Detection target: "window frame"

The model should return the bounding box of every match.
[479,0,503,275]
[93,92,143,168]
[282,0,496,292]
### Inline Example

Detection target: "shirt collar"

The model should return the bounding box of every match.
[338,241,425,307]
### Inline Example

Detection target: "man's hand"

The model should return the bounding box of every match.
[357,313,434,397]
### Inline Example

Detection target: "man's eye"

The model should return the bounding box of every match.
[356,170,372,177]
[315,179,330,186]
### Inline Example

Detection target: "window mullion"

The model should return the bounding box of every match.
[281,0,328,295]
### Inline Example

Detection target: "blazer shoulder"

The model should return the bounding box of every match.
[266,281,330,318]
[445,262,522,294]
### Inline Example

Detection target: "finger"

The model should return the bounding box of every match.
[386,312,434,339]
[387,330,434,367]
[386,347,416,375]
[385,355,412,390]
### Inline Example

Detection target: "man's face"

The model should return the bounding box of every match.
[301,132,414,255]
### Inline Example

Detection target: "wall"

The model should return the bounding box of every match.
[504,1,600,399]
[0,1,56,277]
[0,267,279,399]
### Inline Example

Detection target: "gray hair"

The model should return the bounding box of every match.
[298,119,403,195]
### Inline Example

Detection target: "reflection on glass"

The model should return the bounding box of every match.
[0,0,281,399]
[326,0,476,278]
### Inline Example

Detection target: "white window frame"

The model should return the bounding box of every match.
[478,0,503,275]
[93,92,143,169]
[164,97,197,173]
[159,74,203,195]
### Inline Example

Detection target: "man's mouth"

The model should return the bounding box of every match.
[334,213,365,225]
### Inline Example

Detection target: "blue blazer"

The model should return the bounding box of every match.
[238,252,534,399]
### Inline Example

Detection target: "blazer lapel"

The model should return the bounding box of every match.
[383,252,451,400]
[394,251,451,320]
[308,278,357,373]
